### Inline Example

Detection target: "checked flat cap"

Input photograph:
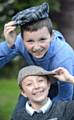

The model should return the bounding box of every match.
[18,65,56,85]
[12,2,49,26]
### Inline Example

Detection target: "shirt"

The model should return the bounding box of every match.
[26,98,52,116]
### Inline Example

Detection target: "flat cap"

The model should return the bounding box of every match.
[18,65,56,85]
[12,2,49,26]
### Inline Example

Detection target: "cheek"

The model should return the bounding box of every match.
[42,43,49,50]
[24,42,33,50]
[23,87,32,96]
[41,40,51,49]
[42,82,49,88]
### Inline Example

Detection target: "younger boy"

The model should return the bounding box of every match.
[12,65,74,120]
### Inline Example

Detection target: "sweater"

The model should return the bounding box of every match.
[11,101,74,120]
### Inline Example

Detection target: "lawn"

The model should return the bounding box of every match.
[0,79,20,120]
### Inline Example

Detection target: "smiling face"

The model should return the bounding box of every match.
[23,27,52,58]
[21,75,51,109]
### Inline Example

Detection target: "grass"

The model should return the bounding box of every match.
[0,79,20,120]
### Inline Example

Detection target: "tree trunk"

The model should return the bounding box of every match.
[58,0,74,48]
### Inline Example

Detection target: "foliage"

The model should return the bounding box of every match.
[0,79,19,120]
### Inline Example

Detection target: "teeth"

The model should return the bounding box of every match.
[33,90,44,95]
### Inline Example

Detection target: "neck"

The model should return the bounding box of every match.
[30,98,48,110]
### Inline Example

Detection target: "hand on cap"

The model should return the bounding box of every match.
[4,21,16,48]
[51,67,74,83]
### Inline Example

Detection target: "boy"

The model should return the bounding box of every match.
[12,65,74,120]
[0,2,74,111]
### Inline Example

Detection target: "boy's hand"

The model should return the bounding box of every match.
[4,21,16,48]
[52,67,73,83]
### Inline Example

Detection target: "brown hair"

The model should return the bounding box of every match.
[20,18,53,39]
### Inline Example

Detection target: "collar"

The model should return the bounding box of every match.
[26,97,52,116]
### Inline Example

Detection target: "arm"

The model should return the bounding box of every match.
[51,30,74,101]
[0,21,19,68]
[53,58,74,101]
[0,42,19,68]
[4,21,16,47]
[52,33,74,101]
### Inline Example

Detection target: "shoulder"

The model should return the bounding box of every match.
[46,101,68,118]
[65,100,74,110]
[53,101,68,110]
[53,30,65,41]
[52,30,74,56]
[12,107,36,120]
[63,100,74,119]
[12,108,29,120]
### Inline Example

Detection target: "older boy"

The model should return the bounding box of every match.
[0,2,74,111]
[12,65,74,120]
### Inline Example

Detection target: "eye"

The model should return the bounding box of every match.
[27,39,34,43]
[38,79,44,82]
[26,83,32,86]
[39,38,46,43]
[40,38,46,41]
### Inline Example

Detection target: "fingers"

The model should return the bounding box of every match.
[51,67,71,82]
[51,67,64,75]
[3,21,17,47]
[4,21,16,35]
[4,21,16,26]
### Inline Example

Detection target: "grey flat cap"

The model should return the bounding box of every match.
[12,2,49,26]
[18,65,56,85]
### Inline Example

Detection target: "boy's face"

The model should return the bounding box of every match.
[21,75,51,107]
[23,27,51,58]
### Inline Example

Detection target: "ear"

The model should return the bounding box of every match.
[21,90,28,98]
[47,81,51,90]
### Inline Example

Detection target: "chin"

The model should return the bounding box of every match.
[33,54,45,58]
[34,99,45,103]
[34,95,47,102]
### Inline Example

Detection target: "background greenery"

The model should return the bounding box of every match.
[0,79,19,120]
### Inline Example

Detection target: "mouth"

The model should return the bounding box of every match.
[33,50,45,58]
[33,48,44,53]
[33,89,44,96]
[34,52,42,56]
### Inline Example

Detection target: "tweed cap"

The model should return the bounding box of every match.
[18,65,56,85]
[12,2,49,26]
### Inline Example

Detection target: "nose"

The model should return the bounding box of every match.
[33,42,41,51]
[34,82,39,89]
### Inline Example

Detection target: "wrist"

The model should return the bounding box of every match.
[67,75,74,84]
